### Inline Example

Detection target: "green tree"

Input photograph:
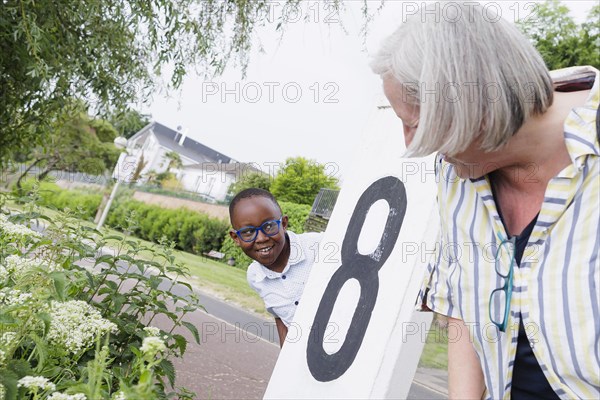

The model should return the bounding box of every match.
[0,0,350,164]
[109,108,152,139]
[164,151,183,170]
[228,172,272,195]
[154,171,179,188]
[516,0,599,70]
[15,104,120,189]
[90,118,118,143]
[130,153,148,186]
[578,5,600,68]
[271,157,339,206]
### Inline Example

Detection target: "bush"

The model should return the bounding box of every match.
[13,180,102,221]
[279,201,311,232]
[0,194,200,399]
[220,201,311,269]
[105,199,229,255]
[16,180,231,257]
[136,185,213,203]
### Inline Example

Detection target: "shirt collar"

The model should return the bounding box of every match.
[551,66,600,177]
[252,231,304,281]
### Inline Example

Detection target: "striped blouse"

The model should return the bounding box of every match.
[419,66,600,399]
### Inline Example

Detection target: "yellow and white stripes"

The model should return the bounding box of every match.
[420,66,600,399]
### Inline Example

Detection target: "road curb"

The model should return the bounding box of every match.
[413,368,448,396]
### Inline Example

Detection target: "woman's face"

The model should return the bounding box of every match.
[383,75,501,180]
[383,76,420,148]
[443,140,498,180]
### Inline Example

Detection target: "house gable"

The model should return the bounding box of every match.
[149,122,233,164]
[126,121,246,202]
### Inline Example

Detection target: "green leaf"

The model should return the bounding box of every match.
[103,235,125,241]
[50,271,67,301]
[111,294,127,314]
[6,359,33,378]
[98,287,115,296]
[117,254,136,264]
[0,313,16,324]
[0,369,18,400]
[174,280,193,292]
[159,358,176,387]
[37,311,52,335]
[95,254,116,265]
[130,345,142,358]
[85,270,96,287]
[105,280,118,291]
[173,334,187,355]
[181,321,200,344]
[139,369,152,385]
[29,333,49,372]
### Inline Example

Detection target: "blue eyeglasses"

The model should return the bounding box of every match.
[234,217,283,242]
[488,236,516,332]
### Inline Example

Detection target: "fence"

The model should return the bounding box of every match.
[304,188,340,233]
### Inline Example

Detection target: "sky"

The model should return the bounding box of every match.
[143,0,596,183]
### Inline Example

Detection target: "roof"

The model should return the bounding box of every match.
[132,121,233,164]
[183,162,265,178]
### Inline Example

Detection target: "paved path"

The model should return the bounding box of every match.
[157,289,448,399]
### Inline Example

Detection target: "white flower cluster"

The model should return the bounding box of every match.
[0,255,62,283]
[47,300,117,354]
[0,332,17,366]
[17,375,56,391]
[143,326,161,337]
[0,215,41,240]
[0,289,33,306]
[1,332,17,345]
[0,265,8,283]
[112,391,126,400]
[140,336,166,356]
[48,392,87,400]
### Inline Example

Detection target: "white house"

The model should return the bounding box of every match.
[121,122,261,202]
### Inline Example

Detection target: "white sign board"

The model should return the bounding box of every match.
[112,152,140,183]
[264,103,440,399]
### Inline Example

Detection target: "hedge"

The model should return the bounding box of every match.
[15,181,313,265]
[13,180,229,256]
[105,199,229,255]
[14,180,102,221]
[220,200,312,269]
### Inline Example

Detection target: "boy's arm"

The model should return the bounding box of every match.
[275,318,288,348]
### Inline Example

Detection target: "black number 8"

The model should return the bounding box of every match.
[307,176,407,382]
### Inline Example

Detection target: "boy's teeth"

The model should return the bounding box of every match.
[259,247,272,253]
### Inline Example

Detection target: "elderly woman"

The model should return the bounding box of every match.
[371,3,598,400]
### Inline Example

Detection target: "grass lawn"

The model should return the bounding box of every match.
[4,199,448,369]
[418,319,449,369]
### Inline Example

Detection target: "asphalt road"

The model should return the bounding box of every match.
[168,289,448,400]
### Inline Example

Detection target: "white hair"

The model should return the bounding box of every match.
[371,2,554,157]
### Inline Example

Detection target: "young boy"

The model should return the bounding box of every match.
[228,188,322,347]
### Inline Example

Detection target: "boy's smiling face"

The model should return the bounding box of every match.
[229,196,289,272]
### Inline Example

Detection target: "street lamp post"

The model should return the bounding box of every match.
[96,136,128,230]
